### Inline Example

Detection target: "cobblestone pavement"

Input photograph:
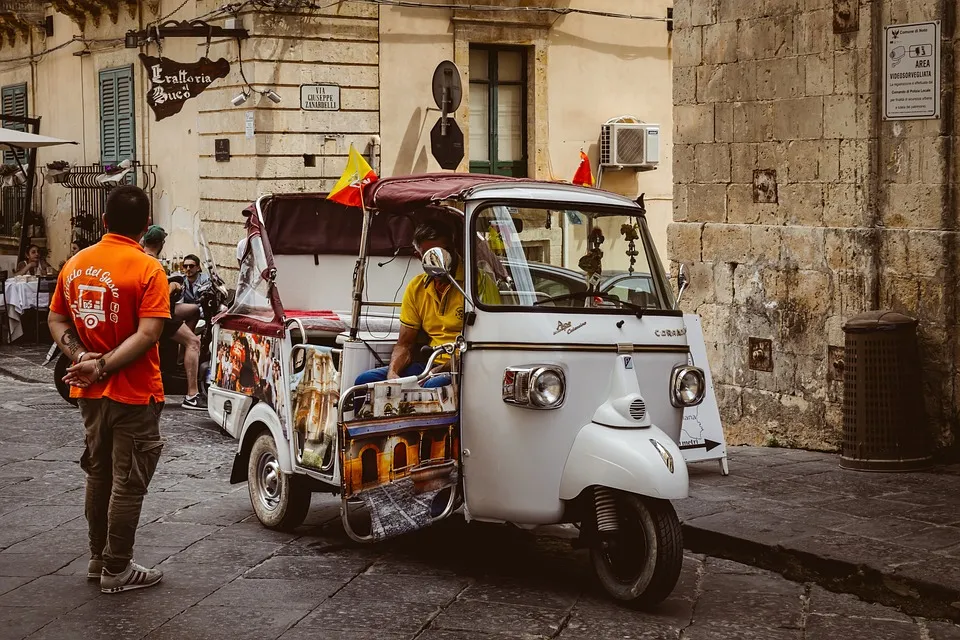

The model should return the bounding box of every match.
[0,356,958,638]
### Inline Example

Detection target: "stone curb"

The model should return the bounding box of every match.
[682,521,960,623]
[0,356,50,384]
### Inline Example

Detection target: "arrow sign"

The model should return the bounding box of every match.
[679,439,722,452]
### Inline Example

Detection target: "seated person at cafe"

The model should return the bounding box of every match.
[141,225,207,411]
[58,238,90,272]
[354,219,500,400]
[175,253,208,328]
[14,244,53,276]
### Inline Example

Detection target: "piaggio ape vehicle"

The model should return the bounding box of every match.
[207,174,707,607]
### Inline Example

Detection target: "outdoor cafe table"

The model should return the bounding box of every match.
[4,275,49,342]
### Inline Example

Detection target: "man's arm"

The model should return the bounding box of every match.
[48,311,90,362]
[63,318,165,387]
[386,324,419,380]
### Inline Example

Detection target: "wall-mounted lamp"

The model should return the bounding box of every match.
[265,90,281,104]
[231,90,250,107]
[124,31,139,48]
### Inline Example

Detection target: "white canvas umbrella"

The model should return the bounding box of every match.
[0,126,76,151]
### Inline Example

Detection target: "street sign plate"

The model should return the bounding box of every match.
[883,21,940,120]
[301,84,340,111]
[430,117,464,170]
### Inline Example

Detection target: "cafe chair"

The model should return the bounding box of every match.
[34,275,56,344]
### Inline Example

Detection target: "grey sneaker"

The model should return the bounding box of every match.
[100,561,163,593]
[87,556,102,579]
[181,394,207,411]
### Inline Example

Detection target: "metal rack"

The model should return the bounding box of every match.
[54,162,157,245]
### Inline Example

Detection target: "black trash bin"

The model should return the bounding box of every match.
[840,311,933,472]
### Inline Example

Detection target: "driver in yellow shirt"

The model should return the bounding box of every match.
[354,219,499,394]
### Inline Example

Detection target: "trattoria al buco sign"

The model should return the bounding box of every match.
[139,54,230,121]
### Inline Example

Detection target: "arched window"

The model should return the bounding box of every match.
[393,443,407,471]
[361,448,378,484]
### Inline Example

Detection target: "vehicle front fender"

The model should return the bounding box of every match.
[559,423,689,501]
[230,403,293,484]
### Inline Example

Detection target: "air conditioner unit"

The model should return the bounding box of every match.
[600,122,660,170]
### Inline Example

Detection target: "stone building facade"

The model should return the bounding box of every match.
[669,0,959,452]
[0,0,676,285]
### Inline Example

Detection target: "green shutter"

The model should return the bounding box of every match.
[99,66,135,168]
[1,83,27,165]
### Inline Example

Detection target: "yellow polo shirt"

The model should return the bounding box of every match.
[399,263,499,361]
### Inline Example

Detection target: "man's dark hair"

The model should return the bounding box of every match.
[104,185,151,237]
[413,218,454,250]
[183,254,201,267]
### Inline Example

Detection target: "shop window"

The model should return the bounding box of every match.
[1,83,27,165]
[469,45,528,177]
[99,66,136,171]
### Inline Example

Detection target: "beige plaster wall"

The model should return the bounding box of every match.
[0,1,202,267]
[379,0,675,268]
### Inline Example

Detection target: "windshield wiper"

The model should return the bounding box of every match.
[533,291,646,318]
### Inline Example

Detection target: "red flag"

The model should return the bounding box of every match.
[572,151,594,187]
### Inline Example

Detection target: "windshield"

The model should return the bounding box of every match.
[472,204,675,313]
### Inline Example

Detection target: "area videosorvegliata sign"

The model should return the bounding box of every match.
[139,53,230,121]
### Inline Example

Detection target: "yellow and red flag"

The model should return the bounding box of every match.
[572,150,594,187]
[327,144,378,207]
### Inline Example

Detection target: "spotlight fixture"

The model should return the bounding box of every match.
[231,90,250,107]
[265,90,281,104]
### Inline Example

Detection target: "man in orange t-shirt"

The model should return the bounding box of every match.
[48,185,170,594]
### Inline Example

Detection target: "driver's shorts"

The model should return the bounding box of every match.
[160,319,184,341]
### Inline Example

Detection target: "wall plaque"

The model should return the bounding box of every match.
[300,84,340,111]
[215,138,230,162]
[139,53,230,121]
[883,21,941,120]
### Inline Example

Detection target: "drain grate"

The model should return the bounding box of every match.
[26,403,77,411]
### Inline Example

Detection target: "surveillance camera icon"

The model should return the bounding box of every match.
[889,46,906,67]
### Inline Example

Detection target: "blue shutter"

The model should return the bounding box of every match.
[99,66,135,169]
[2,83,27,165]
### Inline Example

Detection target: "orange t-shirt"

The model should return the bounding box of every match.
[50,233,171,404]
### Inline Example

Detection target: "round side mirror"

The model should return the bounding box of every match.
[422,246,453,277]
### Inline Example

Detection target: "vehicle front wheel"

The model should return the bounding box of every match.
[589,490,683,609]
[247,432,311,531]
[54,354,78,407]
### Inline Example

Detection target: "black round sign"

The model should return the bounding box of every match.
[431,60,462,113]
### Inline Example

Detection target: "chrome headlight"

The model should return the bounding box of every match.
[503,365,565,409]
[670,365,706,407]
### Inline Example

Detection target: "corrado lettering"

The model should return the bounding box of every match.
[655,328,687,337]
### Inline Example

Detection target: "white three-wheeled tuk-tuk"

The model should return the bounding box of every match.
[208,174,707,608]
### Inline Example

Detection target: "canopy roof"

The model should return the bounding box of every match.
[0,127,77,151]
[363,173,532,214]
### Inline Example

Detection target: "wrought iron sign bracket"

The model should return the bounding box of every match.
[125,20,249,48]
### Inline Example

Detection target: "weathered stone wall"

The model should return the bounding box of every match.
[669,0,959,452]
[195,0,379,281]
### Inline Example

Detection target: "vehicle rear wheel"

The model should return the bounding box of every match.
[247,432,311,531]
[589,490,683,609]
[54,354,78,407]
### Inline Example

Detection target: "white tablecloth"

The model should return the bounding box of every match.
[4,277,50,342]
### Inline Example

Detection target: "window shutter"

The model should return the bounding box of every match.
[99,66,135,173]
[1,83,28,165]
